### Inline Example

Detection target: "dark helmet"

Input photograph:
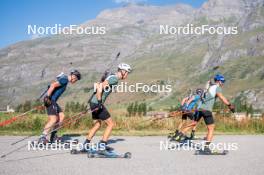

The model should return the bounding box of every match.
[214,74,225,83]
[70,69,81,80]
[196,88,204,96]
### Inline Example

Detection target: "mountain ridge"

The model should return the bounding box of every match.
[0,0,264,111]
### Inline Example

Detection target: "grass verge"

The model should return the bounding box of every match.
[0,112,264,136]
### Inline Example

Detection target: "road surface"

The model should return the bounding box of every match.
[0,135,263,175]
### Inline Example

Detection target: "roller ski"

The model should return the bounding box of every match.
[70,148,93,154]
[50,135,79,145]
[195,146,229,155]
[37,135,49,145]
[87,149,132,159]
[71,147,131,158]
[169,132,188,143]
[70,140,115,155]
[32,135,78,149]
[70,139,91,154]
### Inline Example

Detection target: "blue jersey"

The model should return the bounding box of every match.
[50,74,69,102]
[185,95,201,111]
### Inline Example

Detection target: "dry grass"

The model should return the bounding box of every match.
[1,113,264,136]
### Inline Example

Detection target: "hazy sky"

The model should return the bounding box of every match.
[0,0,207,48]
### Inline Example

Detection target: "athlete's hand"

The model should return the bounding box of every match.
[228,104,235,113]
[97,100,103,110]
[43,96,52,107]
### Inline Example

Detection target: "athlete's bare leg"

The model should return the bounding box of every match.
[102,117,115,142]
[87,120,101,140]
[206,124,215,142]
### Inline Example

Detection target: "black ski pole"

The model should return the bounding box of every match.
[36,88,48,101]
[10,108,90,146]
[85,52,121,93]
[1,109,94,159]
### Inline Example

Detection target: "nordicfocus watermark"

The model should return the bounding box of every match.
[28,141,106,151]
[160,140,239,151]
[160,24,238,35]
[94,82,172,93]
[27,24,106,36]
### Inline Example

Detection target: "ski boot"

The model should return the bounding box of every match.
[98,141,114,152]
[38,135,49,145]
[50,135,63,143]
[79,139,91,153]
[202,146,213,154]
[49,131,62,143]
[189,130,196,140]
[168,130,179,139]
[170,132,186,142]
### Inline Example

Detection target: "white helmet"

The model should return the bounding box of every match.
[118,63,132,73]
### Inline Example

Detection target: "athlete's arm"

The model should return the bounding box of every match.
[95,80,109,101]
[186,96,195,105]
[217,92,235,112]
[47,81,61,96]
[181,97,188,106]
[216,92,230,106]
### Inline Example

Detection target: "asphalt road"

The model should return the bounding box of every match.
[0,135,263,175]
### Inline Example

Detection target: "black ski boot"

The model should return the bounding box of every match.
[49,131,63,143]
[200,142,213,154]
[80,139,91,153]
[98,140,114,151]
[189,130,196,140]
[38,134,49,145]
[170,132,186,142]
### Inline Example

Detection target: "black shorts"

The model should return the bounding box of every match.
[46,101,62,116]
[195,110,214,125]
[182,112,194,120]
[90,103,111,121]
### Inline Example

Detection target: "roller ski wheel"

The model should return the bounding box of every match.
[70,149,78,154]
[124,152,132,159]
[87,152,95,158]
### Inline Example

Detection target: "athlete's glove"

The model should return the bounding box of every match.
[228,104,235,113]
[43,96,52,107]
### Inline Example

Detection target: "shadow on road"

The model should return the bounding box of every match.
[0,151,70,164]
[108,138,125,145]
[60,134,82,142]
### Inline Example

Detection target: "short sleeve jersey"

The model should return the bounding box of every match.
[199,84,222,111]
[90,74,119,104]
[50,75,69,102]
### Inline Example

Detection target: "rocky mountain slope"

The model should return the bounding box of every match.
[0,0,264,111]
